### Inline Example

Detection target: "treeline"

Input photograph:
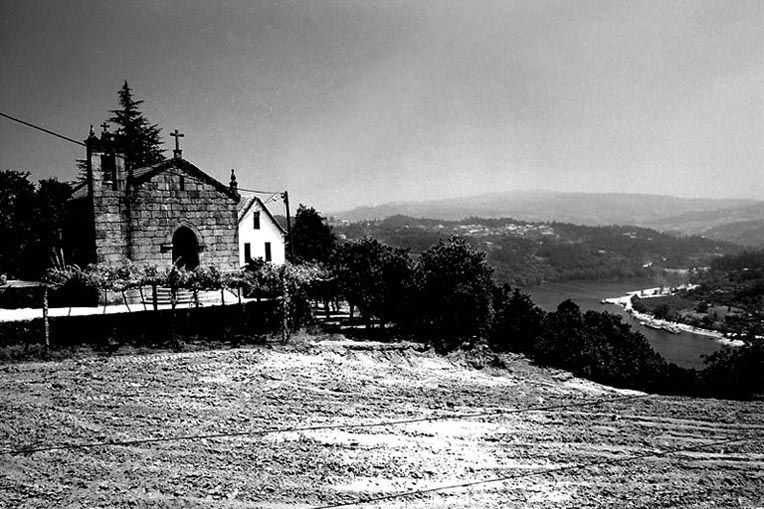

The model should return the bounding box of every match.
[334,215,738,285]
[299,208,762,400]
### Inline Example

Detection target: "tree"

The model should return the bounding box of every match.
[701,324,764,400]
[109,81,165,169]
[652,303,672,320]
[413,236,494,340]
[32,179,72,269]
[533,303,667,392]
[291,205,336,264]
[0,173,72,278]
[489,285,546,353]
[0,170,36,277]
[332,238,413,327]
[630,294,648,313]
[378,244,415,326]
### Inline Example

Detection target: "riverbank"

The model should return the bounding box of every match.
[602,285,744,347]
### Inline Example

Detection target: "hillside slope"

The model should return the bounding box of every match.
[1,338,762,508]
[644,202,764,247]
[336,215,738,285]
[334,190,758,227]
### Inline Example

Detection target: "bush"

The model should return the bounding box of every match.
[413,237,494,341]
[533,300,667,392]
[701,327,764,400]
[630,294,648,313]
[489,285,545,354]
[332,238,413,326]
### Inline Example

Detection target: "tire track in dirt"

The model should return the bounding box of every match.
[1,340,762,508]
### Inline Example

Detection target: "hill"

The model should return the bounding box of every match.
[2,338,761,508]
[644,202,764,247]
[333,191,763,247]
[334,190,757,225]
[335,215,739,286]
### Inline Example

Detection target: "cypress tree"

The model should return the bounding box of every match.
[109,81,165,169]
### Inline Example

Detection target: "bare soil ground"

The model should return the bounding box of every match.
[1,335,762,508]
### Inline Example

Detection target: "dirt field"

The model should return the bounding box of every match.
[1,336,762,508]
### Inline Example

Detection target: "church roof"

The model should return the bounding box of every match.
[69,181,88,200]
[131,157,240,201]
[238,195,287,235]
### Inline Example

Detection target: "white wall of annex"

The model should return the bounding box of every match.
[238,202,286,266]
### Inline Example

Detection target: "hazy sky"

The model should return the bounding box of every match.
[1,0,762,211]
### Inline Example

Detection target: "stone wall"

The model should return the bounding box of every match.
[88,152,240,270]
[129,171,239,269]
[91,152,131,264]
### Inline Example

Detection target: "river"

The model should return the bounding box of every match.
[523,279,728,369]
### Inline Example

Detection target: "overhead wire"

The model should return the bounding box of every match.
[0,111,286,199]
[152,168,284,201]
[0,110,86,147]
[0,392,650,456]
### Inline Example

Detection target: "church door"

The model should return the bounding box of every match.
[172,226,200,269]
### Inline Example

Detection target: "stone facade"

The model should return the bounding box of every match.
[128,171,239,268]
[69,131,240,270]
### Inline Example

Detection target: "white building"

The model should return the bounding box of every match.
[238,196,287,265]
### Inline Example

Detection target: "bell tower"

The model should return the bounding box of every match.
[84,124,131,264]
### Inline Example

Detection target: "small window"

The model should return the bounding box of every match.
[264,242,272,262]
[253,211,261,230]
[179,176,185,191]
[244,243,252,263]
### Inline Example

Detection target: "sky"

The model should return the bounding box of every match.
[0,0,762,212]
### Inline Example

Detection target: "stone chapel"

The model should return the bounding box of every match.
[66,127,241,270]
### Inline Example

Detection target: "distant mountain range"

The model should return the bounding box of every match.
[332,191,764,247]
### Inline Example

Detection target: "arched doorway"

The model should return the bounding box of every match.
[172,226,200,269]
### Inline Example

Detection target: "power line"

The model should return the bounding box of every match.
[1,392,650,456]
[306,435,758,509]
[0,111,284,195]
[0,110,285,197]
[158,169,284,201]
[0,110,86,147]
[238,186,283,196]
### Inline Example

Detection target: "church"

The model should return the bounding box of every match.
[66,127,241,270]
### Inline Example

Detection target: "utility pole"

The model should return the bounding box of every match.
[282,191,294,262]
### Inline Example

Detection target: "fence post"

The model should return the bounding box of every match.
[42,285,50,356]
[281,268,290,343]
[152,284,158,311]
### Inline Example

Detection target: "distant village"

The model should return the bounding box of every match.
[334,218,558,241]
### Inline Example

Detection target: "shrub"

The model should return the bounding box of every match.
[533,300,667,392]
[413,236,494,340]
[701,326,764,399]
[630,294,648,313]
[332,238,414,327]
[489,285,546,354]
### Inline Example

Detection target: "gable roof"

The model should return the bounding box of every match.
[238,195,287,235]
[131,157,240,201]
[69,181,88,200]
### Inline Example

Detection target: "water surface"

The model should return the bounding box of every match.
[523,279,727,369]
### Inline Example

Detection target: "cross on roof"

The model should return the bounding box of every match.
[170,129,184,158]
